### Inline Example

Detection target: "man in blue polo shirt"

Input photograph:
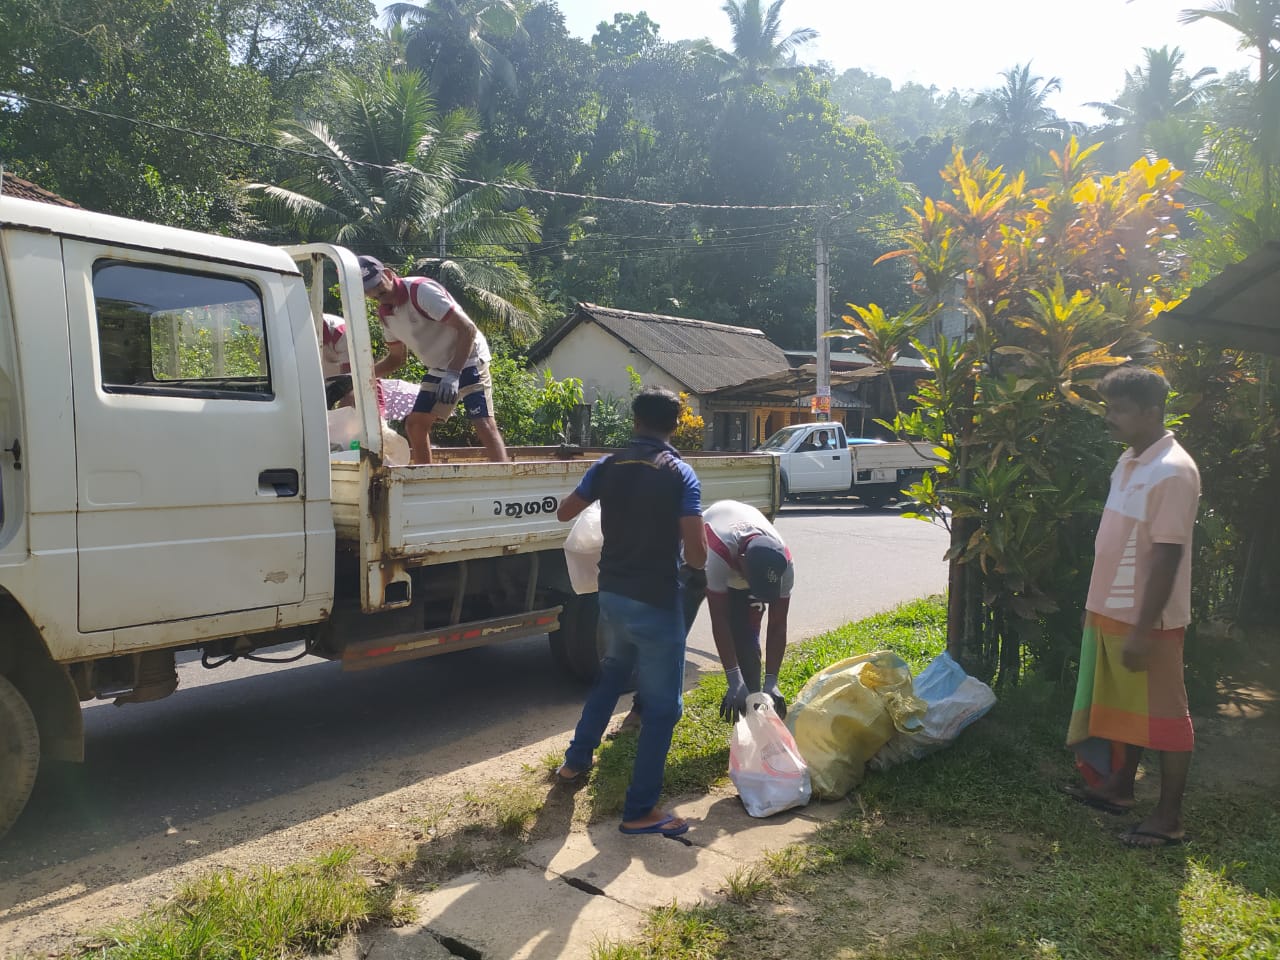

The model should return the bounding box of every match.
[555,388,707,838]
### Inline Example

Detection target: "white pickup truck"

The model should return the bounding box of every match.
[757,422,938,509]
[0,195,779,837]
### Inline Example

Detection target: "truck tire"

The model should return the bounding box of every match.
[0,673,40,840]
[549,592,603,682]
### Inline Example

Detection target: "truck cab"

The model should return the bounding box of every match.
[757,422,938,508]
[0,195,781,839]
[758,422,853,495]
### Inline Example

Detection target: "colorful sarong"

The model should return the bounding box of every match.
[1067,612,1194,786]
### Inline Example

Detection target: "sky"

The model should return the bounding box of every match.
[550,0,1255,120]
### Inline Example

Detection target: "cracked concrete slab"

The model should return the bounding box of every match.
[525,818,734,910]
[670,788,833,861]
[413,865,642,960]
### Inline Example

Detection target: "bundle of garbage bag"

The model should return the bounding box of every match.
[869,651,997,771]
[784,650,995,799]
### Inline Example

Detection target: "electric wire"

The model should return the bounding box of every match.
[3,92,832,213]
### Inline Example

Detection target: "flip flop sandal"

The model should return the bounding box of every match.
[618,814,689,837]
[1059,783,1134,816]
[1120,828,1189,848]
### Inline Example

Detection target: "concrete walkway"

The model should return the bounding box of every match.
[342,787,852,960]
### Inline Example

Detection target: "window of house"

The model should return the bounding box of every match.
[92,260,271,399]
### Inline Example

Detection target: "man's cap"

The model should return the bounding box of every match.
[358,255,386,292]
[743,534,789,602]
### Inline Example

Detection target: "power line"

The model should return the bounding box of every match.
[3,92,829,214]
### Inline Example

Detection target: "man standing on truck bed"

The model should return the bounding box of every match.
[703,499,794,722]
[555,387,707,838]
[359,256,508,464]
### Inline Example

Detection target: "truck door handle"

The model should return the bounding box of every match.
[832,455,840,461]
[258,468,299,497]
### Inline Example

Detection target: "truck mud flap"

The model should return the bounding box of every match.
[340,606,562,671]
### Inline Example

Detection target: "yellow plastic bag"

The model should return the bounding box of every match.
[786,651,926,799]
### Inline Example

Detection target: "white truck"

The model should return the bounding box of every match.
[0,196,779,837]
[757,422,939,509]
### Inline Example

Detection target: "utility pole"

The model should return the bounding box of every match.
[814,211,832,422]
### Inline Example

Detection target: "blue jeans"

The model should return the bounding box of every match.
[564,590,686,822]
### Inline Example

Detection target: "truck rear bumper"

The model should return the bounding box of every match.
[339,606,563,671]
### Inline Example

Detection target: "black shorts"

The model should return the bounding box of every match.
[410,361,494,419]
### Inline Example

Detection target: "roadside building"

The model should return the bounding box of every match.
[529,303,791,449]
[530,303,933,451]
[0,173,80,208]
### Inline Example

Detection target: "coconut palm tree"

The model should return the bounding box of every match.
[968,63,1077,172]
[719,0,818,87]
[1180,1,1280,217]
[1087,46,1217,168]
[384,0,526,114]
[246,68,545,340]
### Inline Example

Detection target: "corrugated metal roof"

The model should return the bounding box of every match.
[531,303,790,394]
[0,173,79,207]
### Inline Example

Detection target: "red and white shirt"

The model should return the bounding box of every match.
[377,276,489,373]
[320,314,351,378]
[703,500,794,597]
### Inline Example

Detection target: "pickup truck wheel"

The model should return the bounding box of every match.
[859,492,890,510]
[549,592,603,682]
[0,674,40,840]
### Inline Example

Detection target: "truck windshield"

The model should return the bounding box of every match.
[758,425,808,451]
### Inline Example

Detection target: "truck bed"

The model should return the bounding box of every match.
[850,441,940,473]
[331,447,778,566]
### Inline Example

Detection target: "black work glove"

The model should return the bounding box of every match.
[435,370,461,405]
[678,563,707,593]
[719,666,749,723]
[763,673,787,720]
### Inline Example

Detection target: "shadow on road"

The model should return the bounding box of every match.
[0,635,587,919]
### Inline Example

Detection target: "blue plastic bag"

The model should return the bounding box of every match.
[869,652,996,771]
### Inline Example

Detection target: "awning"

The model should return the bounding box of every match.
[702,363,885,407]
[1155,244,1280,354]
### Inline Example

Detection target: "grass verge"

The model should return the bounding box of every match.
[585,596,948,818]
[79,847,414,960]
[587,600,1280,960]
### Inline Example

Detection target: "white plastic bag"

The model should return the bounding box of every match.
[729,693,812,817]
[564,501,602,595]
[327,406,360,451]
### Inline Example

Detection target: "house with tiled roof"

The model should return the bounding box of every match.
[529,303,932,450]
[0,172,79,208]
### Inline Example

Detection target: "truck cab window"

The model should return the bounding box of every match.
[92,261,271,399]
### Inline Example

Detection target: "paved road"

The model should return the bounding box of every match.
[0,504,949,888]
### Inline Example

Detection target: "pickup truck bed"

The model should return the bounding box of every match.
[331,447,778,566]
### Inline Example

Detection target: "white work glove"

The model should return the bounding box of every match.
[763,672,786,720]
[720,666,749,723]
[435,370,461,406]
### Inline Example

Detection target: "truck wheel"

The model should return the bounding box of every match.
[859,491,890,510]
[549,592,603,682]
[0,674,40,840]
